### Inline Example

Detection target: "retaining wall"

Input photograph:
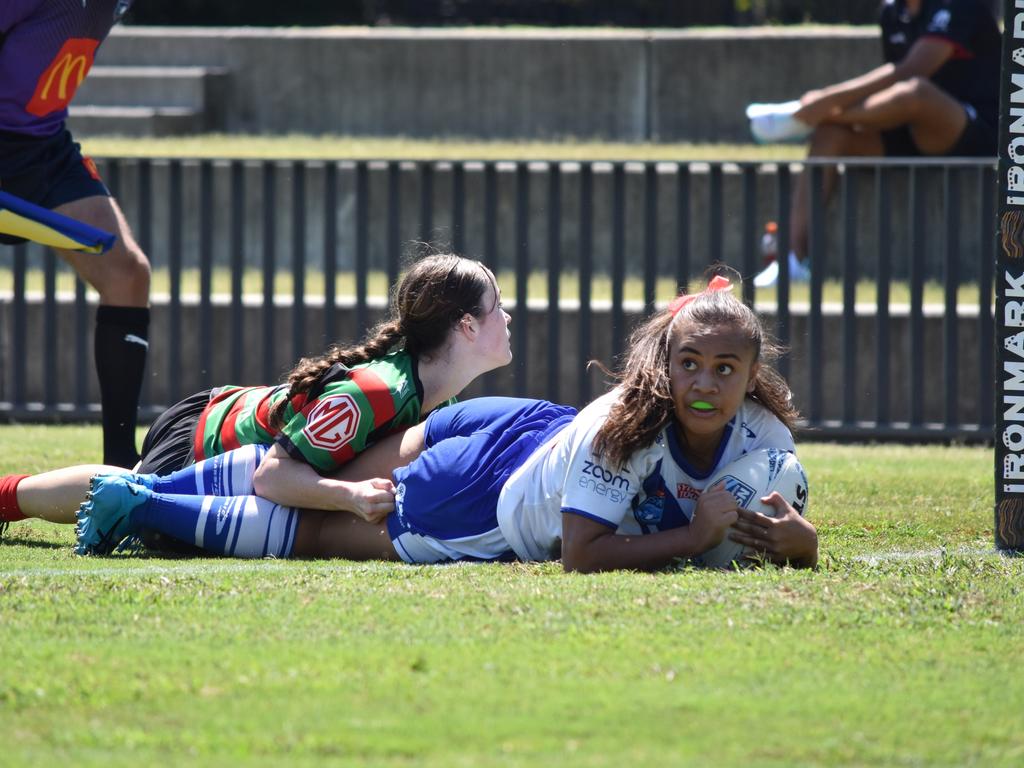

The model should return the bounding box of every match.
[96,27,880,142]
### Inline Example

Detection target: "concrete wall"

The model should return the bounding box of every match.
[0,297,991,432]
[96,27,880,142]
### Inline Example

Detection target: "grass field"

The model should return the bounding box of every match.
[0,426,1018,766]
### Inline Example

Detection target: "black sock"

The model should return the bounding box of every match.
[95,306,150,468]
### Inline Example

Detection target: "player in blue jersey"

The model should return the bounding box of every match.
[75,272,818,569]
[0,0,151,467]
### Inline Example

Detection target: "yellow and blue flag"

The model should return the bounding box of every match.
[0,189,115,254]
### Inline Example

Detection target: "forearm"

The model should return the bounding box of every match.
[253,455,360,512]
[563,527,708,574]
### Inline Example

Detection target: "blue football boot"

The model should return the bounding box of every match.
[75,474,151,556]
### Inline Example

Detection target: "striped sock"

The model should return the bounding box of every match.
[150,444,269,497]
[135,491,298,559]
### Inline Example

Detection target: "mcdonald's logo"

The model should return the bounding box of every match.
[26,38,100,118]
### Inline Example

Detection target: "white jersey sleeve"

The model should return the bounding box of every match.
[558,406,648,529]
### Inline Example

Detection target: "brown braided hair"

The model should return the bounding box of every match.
[592,272,799,470]
[268,253,497,429]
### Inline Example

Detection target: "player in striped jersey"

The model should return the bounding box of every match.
[74,272,818,568]
[0,254,512,537]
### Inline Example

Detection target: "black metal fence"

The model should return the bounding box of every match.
[0,156,996,442]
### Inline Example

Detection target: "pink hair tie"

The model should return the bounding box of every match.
[667,275,732,317]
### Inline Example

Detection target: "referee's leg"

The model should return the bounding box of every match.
[54,193,152,468]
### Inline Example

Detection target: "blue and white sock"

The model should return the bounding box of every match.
[149,444,270,497]
[135,491,299,559]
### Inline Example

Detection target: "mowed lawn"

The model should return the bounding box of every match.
[1,426,1020,767]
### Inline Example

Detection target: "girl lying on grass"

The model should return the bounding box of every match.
[73,270,818,570]
[0,254,512,537]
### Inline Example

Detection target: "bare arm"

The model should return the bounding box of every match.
[252,443,395,523]
[795,36,955,125]
[560,484,739,573]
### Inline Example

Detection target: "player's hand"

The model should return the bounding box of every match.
[730,491,818,567]
[691,481,740,553]
[348,478,396,524]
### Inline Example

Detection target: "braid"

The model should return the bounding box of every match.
[267,253,495,431]
[267,320,404,430]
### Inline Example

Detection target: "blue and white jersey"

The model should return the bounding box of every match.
[495,389,795,562]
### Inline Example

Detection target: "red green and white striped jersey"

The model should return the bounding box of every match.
[193,350,453,474]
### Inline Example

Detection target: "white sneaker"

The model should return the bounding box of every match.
[746,100,812,144]
[754,252,809,288]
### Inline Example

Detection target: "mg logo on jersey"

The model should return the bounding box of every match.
[27,39,100,117]
[302,394,361,451]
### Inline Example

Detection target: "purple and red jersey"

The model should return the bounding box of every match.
[193,350,457,476]
[0,0,133,136]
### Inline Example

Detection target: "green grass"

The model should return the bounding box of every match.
[79,134,807,163]
[0,427,1018,765]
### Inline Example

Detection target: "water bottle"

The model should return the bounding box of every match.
[761,221,778,267]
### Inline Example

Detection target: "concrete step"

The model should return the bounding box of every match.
[67,105,203,136]
[76,65,229,110]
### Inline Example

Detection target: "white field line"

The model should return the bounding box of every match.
[0,559,383,579]
[850,546,1003,564]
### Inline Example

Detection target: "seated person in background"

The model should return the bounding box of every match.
[751,0,999,288]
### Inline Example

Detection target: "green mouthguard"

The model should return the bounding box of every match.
[691,401,714,411]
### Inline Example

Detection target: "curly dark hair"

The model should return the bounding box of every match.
[592,272,799,469]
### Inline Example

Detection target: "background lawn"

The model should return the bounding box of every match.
[1,426,1019,766]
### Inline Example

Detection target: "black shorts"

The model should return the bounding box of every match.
[881,104,996,158]
[0,127,110,245]
[137,389,213,475]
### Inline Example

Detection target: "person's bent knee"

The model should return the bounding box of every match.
[96,242,151,304]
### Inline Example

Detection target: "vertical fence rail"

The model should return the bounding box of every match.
[43,251,56,409]
[323,161,338,344]
[611,163,625,360]
[741,164,757,307]
[841,168,857,426]
[198,160,214,389]
[291,161,307,360]
[909,166,925,427]
[12,245,26,408]
[807,165,825,424]
[230,160,245,381]
[979,165,995,431]
[547,163,562,403]
[354,161,369,338]
[874,166,892,427]
[481,162,499,397]
[137,159,153,409]
[167,160,183,405]
[775,165,791,380]
[943,167,960,428]
[578,163,594,406]
[643,164,658,312]
[261,161,277,384]
[514,162,530,397]
[676,163,691,292]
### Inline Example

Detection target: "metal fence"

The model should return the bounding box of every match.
[0,156,996,442]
